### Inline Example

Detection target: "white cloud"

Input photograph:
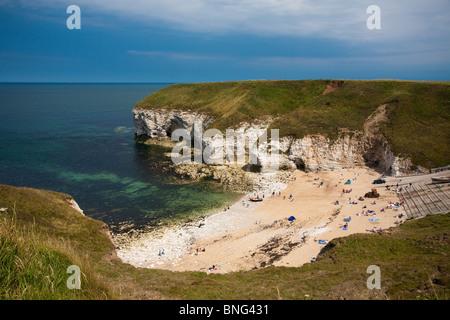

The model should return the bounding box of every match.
[128,46,450,70]
[18,0,449,42]
[127,50,228,61]
[10,0,450,67]
[246,49,450,67]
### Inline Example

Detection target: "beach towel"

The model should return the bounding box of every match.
[369,218,379,221]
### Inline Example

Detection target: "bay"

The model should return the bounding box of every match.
[0,83,239,232]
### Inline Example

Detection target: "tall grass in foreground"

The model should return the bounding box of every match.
[0,205,109,300]
[1,184,448,300]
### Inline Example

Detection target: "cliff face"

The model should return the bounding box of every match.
[134,109,213,140]
[283,133,413,176]
[133,105,422,177]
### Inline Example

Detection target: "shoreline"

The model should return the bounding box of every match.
[116,166,408,273]
[115,192,265,269]
[115,170,292,268]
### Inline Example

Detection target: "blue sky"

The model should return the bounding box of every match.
[0,0,449,83]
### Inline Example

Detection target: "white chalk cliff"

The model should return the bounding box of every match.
[133,104,421,177]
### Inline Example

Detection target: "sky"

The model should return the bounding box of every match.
[0,0,449,83]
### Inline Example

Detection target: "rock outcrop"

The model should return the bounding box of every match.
[133,103,424,177]
[134,108,213,141]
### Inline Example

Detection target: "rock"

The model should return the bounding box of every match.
[133,103,422,178]
[68,199,84,216]
[133,108,213,141]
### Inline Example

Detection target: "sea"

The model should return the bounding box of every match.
[0,83,239,232]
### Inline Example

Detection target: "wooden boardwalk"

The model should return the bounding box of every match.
[398,182,450,218]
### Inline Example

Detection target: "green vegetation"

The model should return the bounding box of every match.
[135,79,450,169]
[0,185,113,299]
[1,184,448,300]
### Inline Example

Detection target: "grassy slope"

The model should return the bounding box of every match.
[0,185,114,299]
[135,80,450,169]
[1,184,449,300]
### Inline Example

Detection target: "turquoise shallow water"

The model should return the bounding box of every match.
[0,83,239,232]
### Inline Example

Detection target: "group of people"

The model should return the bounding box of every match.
[209,264,221,271]
[282,194,294,201]
[366,227,383,234]
[388,201,404,207]
[340,222,349,230]
[188,247,206,255]
[358,210,376,217]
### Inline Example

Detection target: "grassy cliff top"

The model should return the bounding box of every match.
[135,79,450,169]
[1,184,449,300]
[0,185,114,299]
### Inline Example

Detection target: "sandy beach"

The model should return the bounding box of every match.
[116,166,406,273]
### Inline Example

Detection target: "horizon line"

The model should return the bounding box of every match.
[0,79,449,85]
[0,81,177,85]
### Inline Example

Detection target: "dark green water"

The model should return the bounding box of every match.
[0,83,239,232]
